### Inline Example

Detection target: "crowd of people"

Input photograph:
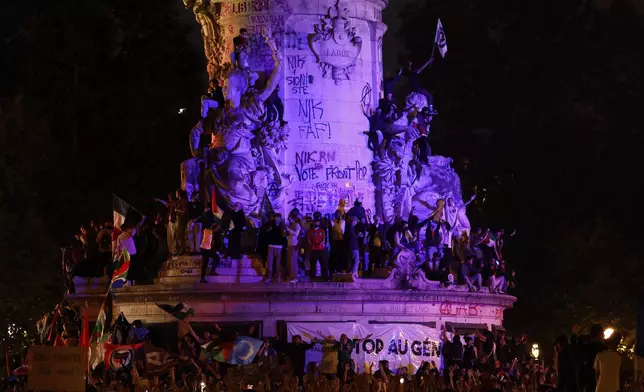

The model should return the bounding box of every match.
[62,188,515,294]
[10,314,635,392]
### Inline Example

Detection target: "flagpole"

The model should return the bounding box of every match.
[429,43,436,66]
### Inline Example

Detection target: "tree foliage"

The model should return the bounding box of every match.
[0,0,203,347]
[397,0,644,343]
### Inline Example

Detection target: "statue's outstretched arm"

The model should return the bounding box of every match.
[258,27,283,103]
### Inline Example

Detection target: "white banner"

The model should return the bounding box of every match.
[286,322,442,373]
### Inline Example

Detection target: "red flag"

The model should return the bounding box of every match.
[47,306,60,343]
[5,343,10,377]
[80,305,90,349]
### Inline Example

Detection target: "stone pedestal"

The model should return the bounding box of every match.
[68,252,516,337]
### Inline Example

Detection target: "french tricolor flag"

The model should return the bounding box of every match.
[112,194,139,240]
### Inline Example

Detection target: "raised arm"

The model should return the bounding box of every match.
[415,57,434,74]
[258,27,283,103]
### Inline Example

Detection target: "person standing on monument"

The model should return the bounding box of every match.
[154,192,178,255]
[307,218,329,281]
[368,215,387,271]
[424,220,442,261]
[115,215,146,285]
[224,202,246,260]
[284,212,301,282]
[330,210,345,274]
[412,106,438,165]
[344,216,360,274]
[174,189,190,255]
[186,192,204,254]
[199,209,222,283]
[262,213,285,283]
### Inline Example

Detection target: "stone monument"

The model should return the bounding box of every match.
[66,0,516,365]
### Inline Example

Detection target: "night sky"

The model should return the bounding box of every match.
[0,0,643,350]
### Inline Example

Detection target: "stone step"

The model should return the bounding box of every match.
[203,275,264,284]
[332,273,357,283]
[213,267,261,276]
[155,276,200,285]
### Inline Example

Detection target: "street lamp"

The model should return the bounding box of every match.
[531,343,540,360]
[603,327,615,340]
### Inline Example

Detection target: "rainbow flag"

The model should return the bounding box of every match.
[111,248,131,288]
[202,336,264,365]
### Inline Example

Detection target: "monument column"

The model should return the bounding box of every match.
[203,0,388,216]
[280,0,387,216]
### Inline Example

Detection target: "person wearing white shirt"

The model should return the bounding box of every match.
[284,214,302,282]
[116,215,146,284]
[594,334,622,392]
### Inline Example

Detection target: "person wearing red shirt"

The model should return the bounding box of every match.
[307,219,329,281]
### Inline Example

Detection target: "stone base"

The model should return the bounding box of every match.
[67,252,516,337]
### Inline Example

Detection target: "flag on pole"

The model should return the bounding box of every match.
[112,194,133,233]
[89,290,114,369]
[46,305,60,343]
[434,19,448,58]
[112,194,142,238]
[201,336,264,365]
[156,302,195,321]
[5,343,10,378]
[91,291,114,345]
[110,248,131,288]
[103,342,145,370]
